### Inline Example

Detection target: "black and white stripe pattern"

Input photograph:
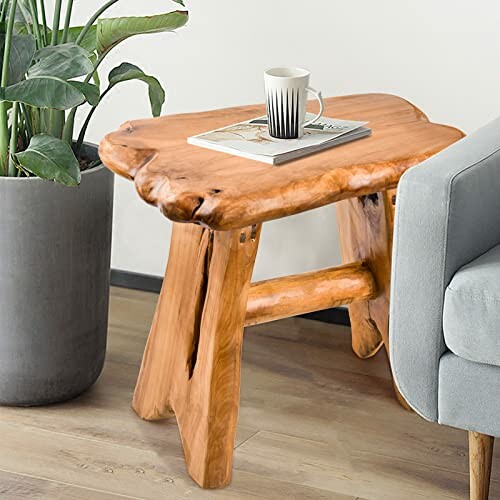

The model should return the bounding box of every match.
[266,88,300,139]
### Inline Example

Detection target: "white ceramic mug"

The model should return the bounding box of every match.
[264,67,324,139]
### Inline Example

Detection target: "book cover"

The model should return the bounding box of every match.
[188,115,371,165]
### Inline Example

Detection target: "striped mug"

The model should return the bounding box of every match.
[264,67,324,139]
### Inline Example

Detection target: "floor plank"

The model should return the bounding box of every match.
[0,469,131,499]
[0,419,349,500]
[235,430,467,500]
[0,287,491,499]
[0,359,257,461]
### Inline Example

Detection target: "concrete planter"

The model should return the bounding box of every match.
[0,144,114,406]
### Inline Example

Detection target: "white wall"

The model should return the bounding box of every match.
[69,0,500,280]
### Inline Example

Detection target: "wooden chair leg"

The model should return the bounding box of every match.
[133,222,261,489]
[470,431,494,500]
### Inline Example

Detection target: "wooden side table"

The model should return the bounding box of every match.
[100,94,464,489]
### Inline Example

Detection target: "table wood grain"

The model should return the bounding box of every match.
[100,93,463,231]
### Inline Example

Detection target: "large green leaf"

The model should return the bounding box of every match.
[13,21,43,38]
[108,62,165,116]
[0,77,95,109]
[29,43,94,80]
[14,134,81,186]
[50,25,98,53]
[33,43,92,62]
[96,10,188,54]
[15,25,98,54]
[70,81,100,106]
[0,32,35,84]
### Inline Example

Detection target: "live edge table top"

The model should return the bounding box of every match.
[99,93,464,231]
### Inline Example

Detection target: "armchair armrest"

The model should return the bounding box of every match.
[390,117,500,421]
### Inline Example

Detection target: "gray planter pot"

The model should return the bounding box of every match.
[0,144,114,406]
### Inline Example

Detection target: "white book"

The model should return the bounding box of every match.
[187,114,371,165]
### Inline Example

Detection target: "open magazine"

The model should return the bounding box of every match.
[188,114,371,165]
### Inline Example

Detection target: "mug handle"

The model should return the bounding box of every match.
[303,87,324,127]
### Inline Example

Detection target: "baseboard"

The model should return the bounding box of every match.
[111,269,163,294]
[110,269,351,327]
[299,308,350,327]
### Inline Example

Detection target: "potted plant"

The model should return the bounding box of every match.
[0,0,188,405]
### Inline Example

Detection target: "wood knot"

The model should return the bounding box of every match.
[122,121,134,134]
[360,193,379,207]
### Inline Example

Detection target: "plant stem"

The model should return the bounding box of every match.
[0,0,9,23]
[7,101,18,176]
[75,107,96,156]
[29,0,38,19]
[38,0,48,44]
[76,0,120,45]
[84,47,111,84]
[1,0,17,86]
[62,107,75,145]
[75,87,110,156]
[51,0,62,45]
[65,48,112,147]
[61,0,73,43]
[67,0,119,146]
[47,0,66,137]
[20,103,33,138]
[28,0,43,48]
[0,0,18,175]
[48,109,64,137]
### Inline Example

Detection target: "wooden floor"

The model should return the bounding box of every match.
[0,288,499,499]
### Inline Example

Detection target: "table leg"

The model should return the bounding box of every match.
[336,190,410,408]
[132,222,261,488]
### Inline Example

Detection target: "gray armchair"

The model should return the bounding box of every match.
[390,116,500,500]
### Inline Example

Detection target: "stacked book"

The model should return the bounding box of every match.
[188,114,371,165]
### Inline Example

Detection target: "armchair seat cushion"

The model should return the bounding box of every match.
[443,244,500,367]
